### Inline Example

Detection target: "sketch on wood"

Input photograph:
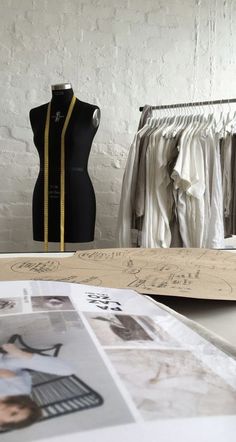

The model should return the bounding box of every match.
[0,248,236,300]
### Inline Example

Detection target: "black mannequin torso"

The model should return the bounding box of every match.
[30,85,100,244]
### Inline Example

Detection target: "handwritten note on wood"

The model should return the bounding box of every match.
[0,248,236,300]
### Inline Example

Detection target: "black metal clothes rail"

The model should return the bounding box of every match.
[139,98,236,112]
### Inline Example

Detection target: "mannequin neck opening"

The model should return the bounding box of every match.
[51,85,74,104]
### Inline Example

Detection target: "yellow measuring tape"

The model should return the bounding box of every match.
[44,95,77,252]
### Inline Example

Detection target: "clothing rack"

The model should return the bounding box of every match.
[139,98,236,112]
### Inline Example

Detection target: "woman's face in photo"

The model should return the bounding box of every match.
[0,402,30,426]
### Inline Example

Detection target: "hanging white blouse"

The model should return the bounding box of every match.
[142,121,176,248]
[153,137,178,248]
[141,125,162,247]
[171,122,205,247]
[204,130,225,248]
[116,124,150,247]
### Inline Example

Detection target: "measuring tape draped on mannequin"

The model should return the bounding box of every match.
[44,95,77,252]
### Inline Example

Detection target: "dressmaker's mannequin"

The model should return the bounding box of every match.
[30,83,100,249]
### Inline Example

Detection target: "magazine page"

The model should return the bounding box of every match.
[0,280,236,442]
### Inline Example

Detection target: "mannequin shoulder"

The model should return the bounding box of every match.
[92,108,101,128]
[29,103,49,127]
[76,99,101,128]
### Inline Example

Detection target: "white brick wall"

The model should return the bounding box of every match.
[0,0,235,252]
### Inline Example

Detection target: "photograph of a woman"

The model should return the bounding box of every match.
[0,343,74,431]
[0,307,134,442]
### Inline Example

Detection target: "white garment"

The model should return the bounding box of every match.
[142,122,173,247]
[204,130,224,248]
[116,124,150,247]
[135,124,159,218]
[0,371,31,397]
[0,353,74,397]
[201,133,211,247]
[187,134,205,247]
[153,137,177,248]
[173,122,224,249]
[172,122,206,247]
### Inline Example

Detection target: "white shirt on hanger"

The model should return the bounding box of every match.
[172,121,205,247]
[116,124,151,247]
[140,116,179,248]
[204,130,225,248]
